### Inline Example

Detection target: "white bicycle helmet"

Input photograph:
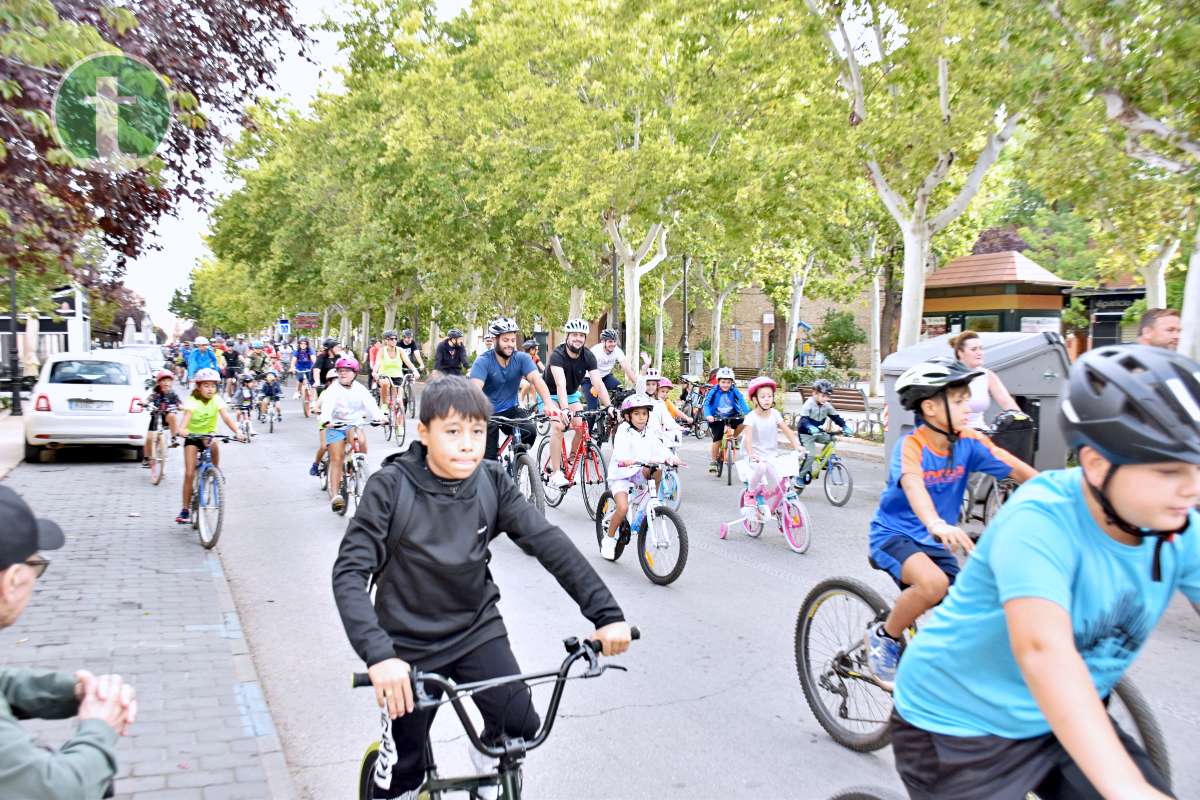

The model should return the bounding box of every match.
[489,317,520,336]
[643,368,662,381]
[193,368,220,383]
[563,318,590,334]
[715,367,735,380]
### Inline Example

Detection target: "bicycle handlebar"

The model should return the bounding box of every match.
[324,421,385,429]
[352,627,640,759]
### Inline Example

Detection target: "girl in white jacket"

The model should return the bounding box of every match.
[600,393,679,561]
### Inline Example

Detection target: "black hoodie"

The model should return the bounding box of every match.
[332,441,625,669]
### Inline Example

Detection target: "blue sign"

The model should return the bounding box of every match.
[277,318,290,335]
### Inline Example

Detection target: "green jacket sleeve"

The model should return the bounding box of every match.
[0,669,118,799]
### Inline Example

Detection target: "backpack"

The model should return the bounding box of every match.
[367,454,498,591]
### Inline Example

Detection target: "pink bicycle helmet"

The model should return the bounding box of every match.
[193,368,220,384]
[154,369,174,381]
[746,375,777,400]
[620,392,655,414]
[334,357,360,372]
[656,377,674,390]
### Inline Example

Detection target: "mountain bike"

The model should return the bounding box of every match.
[147,408,174,486]
[188,434,242,549]
[536,409,609,520]
[325,421,383,516]
[491,413,546,515]
[721,451,813,553]
[794,431,854,507]
[377,375,408,447]
[595,462,689,585]
[793,575,1173,789]
[711,414,742,486]
[352,629,640,800]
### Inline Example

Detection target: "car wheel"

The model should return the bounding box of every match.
[130,445,145,461]
[23,442,43,463]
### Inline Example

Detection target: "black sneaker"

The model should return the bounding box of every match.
[175,508,190,524]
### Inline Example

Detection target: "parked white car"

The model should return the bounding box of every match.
[24,351,153,463]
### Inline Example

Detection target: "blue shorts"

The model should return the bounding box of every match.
[870,534,960,590]
[565,391,581,405]
[324,428,347,445]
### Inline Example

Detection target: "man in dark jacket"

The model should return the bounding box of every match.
[332,376,630,799]
[0,487,138,799]
[432,328,469,378]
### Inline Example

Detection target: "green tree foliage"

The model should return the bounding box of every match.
[811,309,866,370]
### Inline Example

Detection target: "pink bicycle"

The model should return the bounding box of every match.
[719,452,813,553]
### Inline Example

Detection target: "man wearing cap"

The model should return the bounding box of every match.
[185,337,219,378]
[433,328,469,379]
[0,487,138,798]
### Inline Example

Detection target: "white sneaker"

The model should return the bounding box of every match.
[600,534,618,561]
[468,745,500,800]
[549,470,570,488]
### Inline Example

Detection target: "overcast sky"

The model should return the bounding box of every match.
[122,0,470,332]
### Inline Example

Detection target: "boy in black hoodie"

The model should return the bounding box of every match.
[332,376,631,800]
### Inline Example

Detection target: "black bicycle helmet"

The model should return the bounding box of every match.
[322,338,339,349]
[1060,345,1200,581]
[1060,344,1200,466]
[600,328,618,341]
[400,329,413,338]
[382,329,397,339]
[447,328,464,338]
[522,339,538,350]
[813,378,834,394]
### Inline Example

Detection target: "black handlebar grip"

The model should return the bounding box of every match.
[587,625,641,652]
[352,672,372,688]
[631,625,641,640]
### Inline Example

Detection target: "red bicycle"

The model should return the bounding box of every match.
[536,409,609,520]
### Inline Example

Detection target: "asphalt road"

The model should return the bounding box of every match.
[200,392,1199,800]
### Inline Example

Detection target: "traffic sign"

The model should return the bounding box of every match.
[278,318,291,335]
[293,312,319,329]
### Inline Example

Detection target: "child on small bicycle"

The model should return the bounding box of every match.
[889,345,1198,800]
[144,369,182,469]
[735,376,804,521]
[866,357,1037,687]
[649,377,692,446]
[331,376,632,800]
[318,357,384,513]
[175,368,244,524]
[796,379,853,481]
[702,366,750,473]
[257,369,283,421]
[601,393,680,561]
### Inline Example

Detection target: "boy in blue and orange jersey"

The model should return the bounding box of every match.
[866,357,1037,686]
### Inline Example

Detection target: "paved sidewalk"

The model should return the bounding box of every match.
[0,410,23,479]
[0,456,295,800]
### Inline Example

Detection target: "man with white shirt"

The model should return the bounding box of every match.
[582,329,638,412]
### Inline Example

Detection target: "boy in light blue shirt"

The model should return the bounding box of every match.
[891,345,1200,800]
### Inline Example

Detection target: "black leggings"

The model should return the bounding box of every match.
[485,407,536,461]
[374,636,539,797]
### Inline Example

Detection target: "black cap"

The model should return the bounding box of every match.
[0,487,65,569]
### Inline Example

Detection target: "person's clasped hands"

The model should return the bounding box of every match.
[73,670,138,736]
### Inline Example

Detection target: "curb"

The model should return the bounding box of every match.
[838,443,886,465]
[206,552,299,800]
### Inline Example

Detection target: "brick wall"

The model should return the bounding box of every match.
[663,285,877,371]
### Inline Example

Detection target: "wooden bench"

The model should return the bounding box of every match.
[732,367,759,382]
[797,385,869,413]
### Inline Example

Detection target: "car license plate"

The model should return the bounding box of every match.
[69,399,113,410]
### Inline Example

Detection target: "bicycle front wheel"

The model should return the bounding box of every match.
[780,497,813,553]
[196,466,225,549]
[661,469,682,512]
[357,742,380,800]
[795,577,893,752]
[1110,678,1172,790]
[536,438,566,508]
[725,441,736,486]
[580,443,607,520]
[353,457,369,510]
[150,430,167,486]
[638,506,688,585]
[405,381,415,419]
[513,452,546,515]
[823,459,854,507]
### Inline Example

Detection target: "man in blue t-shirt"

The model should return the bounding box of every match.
[890,345,1200,800]
[468,317,559,460]
[865,357,1037,686]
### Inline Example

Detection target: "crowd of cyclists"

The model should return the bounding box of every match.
[105,304,1197,799]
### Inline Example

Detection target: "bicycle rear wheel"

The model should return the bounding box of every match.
[580,443,607,520]
[826,787,907,800]
[196,466,225,549]
[795,577,893,752]
[594,491,628,561]
[513,452,545,515]
[269,410,275,434]
[823,459,854,507]
[725,441,736,486]
[320,455,330,491]
[638,507,688,585]
[661,469,682,512]
[405,380,415,419]
[352,456,369,511]
[536,438,566,508]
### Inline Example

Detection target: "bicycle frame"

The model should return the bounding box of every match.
[557,415,601,483]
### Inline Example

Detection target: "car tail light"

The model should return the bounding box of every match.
[129,398,144,413]
[34,394,51,412]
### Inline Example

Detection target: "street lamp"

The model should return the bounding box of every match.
[680,255,690,375]
[610,248,620,339]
